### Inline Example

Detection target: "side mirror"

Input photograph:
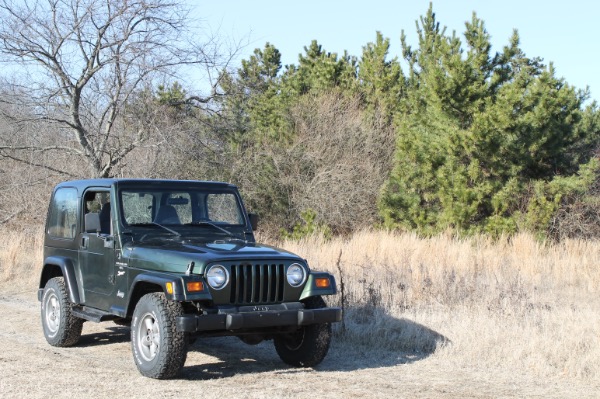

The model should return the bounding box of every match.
[84,212,101,233]
[248,213,259,231]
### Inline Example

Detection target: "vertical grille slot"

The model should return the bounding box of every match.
[229,263,285,304]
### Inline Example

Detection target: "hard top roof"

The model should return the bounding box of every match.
[54,178,237,193]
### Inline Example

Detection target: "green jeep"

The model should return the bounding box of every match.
[39,179,341,378]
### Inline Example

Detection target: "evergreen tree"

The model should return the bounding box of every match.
[380,5,598,235]
[358,32,404,122]
[283,40,357,95]
[218,43,284,145]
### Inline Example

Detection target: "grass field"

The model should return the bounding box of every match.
[2,227,599,384]
[278,231,600,381]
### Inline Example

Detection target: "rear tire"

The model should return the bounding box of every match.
[131,293,188,379]
[41,277,84,347]
[274,296,332,367]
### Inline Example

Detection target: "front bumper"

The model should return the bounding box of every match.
[176,302,342,333]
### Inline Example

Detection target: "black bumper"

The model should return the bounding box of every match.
[176,304,342,333]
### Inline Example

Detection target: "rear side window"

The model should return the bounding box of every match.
[47,188,78,239]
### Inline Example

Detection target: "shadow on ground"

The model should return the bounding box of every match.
[77,326,130,347]
[70,309,449,381]
[180,310,450,381]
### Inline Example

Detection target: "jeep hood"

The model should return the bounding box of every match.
[122,239,303,274]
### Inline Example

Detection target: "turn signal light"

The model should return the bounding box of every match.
[315,278,330,288]
[165,282,174,294]
[186,281,204,292]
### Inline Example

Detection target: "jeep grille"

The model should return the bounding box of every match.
[229,264,285,304]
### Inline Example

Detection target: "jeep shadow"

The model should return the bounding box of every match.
[179,309,449,381]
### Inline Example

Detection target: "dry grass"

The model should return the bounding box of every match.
[0,226,43,287]
[275,230,600,381]
[2,228,599,382]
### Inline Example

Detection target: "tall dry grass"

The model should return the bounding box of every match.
[2,228,599,381]
[276,231,600,380]
[0,227,43,289]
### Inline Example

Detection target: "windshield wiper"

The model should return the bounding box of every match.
[129,222,181,237]
[187,221,246,242]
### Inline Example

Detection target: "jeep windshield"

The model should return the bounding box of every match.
[119,186,246,240]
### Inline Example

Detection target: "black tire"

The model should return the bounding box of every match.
[274,296,332,367]
[131,293,188,379]
[41,277,84,347]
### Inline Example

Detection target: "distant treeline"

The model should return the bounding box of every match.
[1,3,598,239]
[202,6,600,238]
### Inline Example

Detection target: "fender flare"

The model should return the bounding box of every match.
[125,273,183,316]
[125,273,213,316]
[40,256,81,304]
[300,272,338,300]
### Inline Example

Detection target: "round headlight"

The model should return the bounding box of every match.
[287,263,306,287]
[206,265,229,290]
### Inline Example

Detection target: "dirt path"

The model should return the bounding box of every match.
[0,290,597,399]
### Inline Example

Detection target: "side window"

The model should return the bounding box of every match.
[84,191,111,234]
[47,188,78,239]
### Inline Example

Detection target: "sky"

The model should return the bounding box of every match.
[193,0,599,103]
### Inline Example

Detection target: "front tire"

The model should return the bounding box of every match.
[131,293,188,379]
[41,277,84,347]
[274,296,332,367]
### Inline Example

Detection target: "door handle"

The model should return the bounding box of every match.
[81,236,89,249]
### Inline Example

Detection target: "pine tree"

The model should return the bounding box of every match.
[218,43,284,144]
[358,32,404,122]
[380,5,598,235]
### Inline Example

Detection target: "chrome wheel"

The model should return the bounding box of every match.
[40,277,83,347]
[136,313,161,362]
[131,293,188,379]
[44,292,61,337]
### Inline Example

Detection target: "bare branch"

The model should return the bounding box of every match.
[0,0,235,178]
[0,145,83,156]
[0,151,80,178]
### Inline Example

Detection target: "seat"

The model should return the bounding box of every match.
[99,203,111,234]
[154,205,180,224]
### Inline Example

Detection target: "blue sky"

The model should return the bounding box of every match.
[194,0,599,103]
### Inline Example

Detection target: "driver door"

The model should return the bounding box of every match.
[79,190,116,310]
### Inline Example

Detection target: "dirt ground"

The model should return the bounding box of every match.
[1,288,598,399]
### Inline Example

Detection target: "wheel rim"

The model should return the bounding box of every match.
[136,313,160,362]
[282,328,306,351]
[44,292,60,337]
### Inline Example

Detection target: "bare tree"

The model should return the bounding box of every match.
[233,91,396,235]
[0,0,233,178]
[284,92,395,233]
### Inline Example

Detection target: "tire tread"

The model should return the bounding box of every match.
[131,293,187,379]
[274,296,332,367]
[41,277,84,347]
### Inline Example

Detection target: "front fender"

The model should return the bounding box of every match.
[300,272,338,300]
[127,272,213,310]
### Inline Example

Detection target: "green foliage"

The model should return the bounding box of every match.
[284,40,357,95]
[379,4,599,236]
[207,4,600,239]
[157,82,187,105]
[217,41,365,230]
[358,32,404,123]
[281,210,332,240]
[522,159,599,235]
